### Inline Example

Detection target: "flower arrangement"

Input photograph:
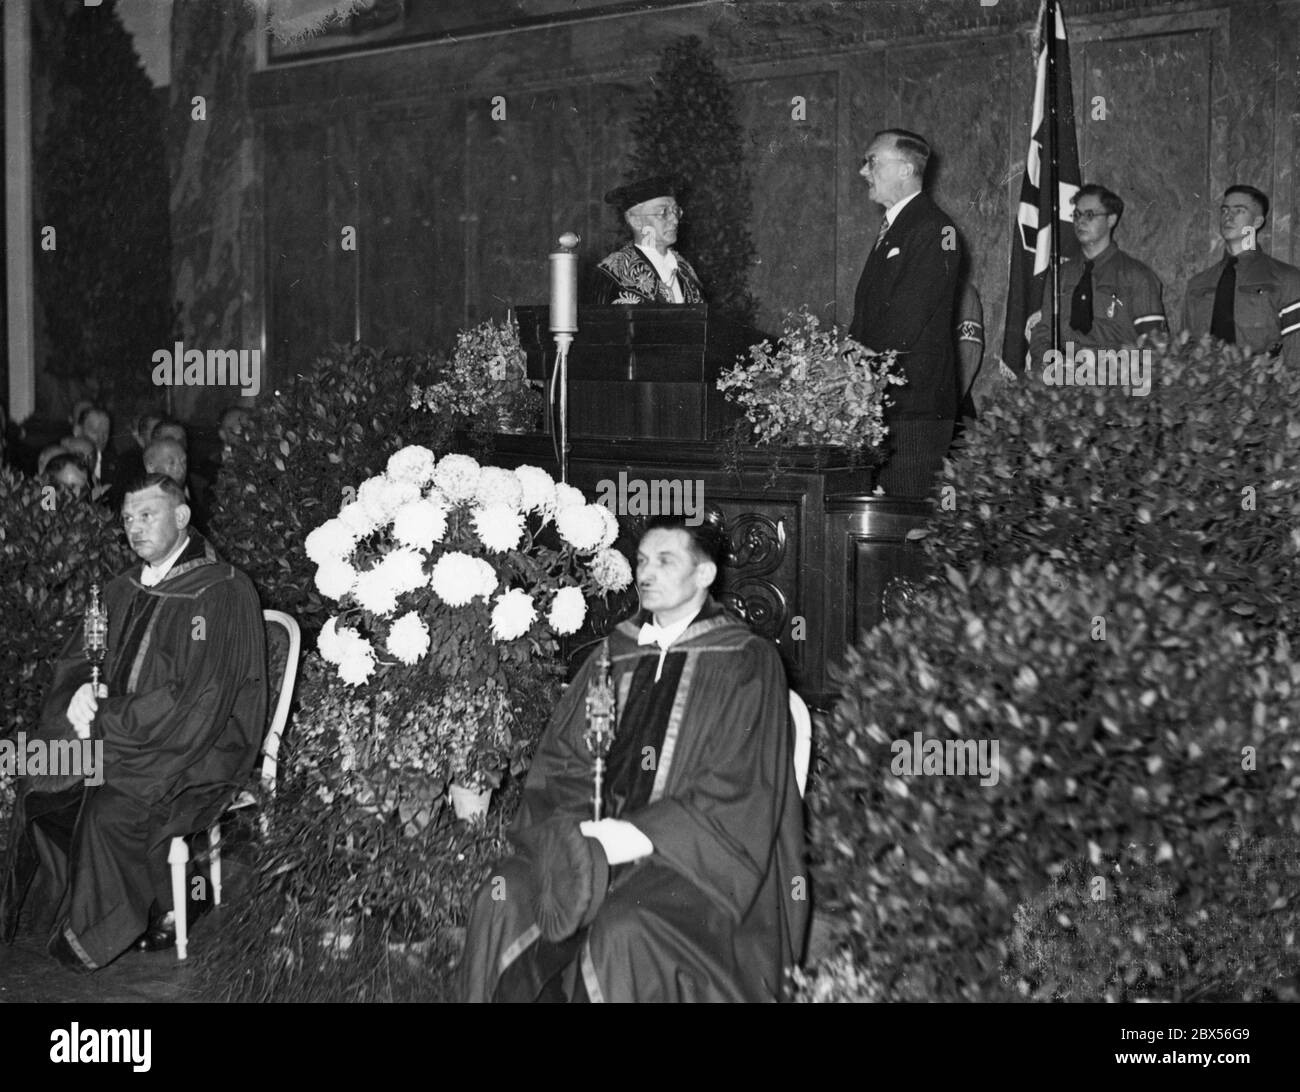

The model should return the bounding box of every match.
[716,307,903,450]
[411,317,542,433]
[304,447,632,791]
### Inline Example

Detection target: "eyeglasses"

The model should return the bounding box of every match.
[643,205,683,221]
[1071,209,1110,222]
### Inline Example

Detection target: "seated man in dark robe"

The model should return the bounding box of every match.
[459,513,807,1002]
[0,474,267,971]
[591,176,705,305]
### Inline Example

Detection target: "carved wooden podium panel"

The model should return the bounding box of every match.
[516,304,752,440]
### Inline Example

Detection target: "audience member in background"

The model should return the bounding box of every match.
[37,445,67,476]
[60,436,97,474]
[151,420,188,449]
[144,437,210,534]
[40,454,90,499]
[113,411,165,497]
[74,406,116,488]
[217,406,251,468]
[68,400,94,435]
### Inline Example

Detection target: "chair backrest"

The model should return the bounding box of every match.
[788,690,812,797]
[260,610,301,797]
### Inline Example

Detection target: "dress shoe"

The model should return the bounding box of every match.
[135,912,177,953]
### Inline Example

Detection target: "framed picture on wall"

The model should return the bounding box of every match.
[265,0,702,64]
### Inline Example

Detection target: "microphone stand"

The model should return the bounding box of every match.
[548,232,580,484]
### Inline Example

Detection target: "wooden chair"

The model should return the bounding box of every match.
[168,609,300,960]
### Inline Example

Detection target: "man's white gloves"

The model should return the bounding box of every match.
[579,818,654,866]
[66,682,108,740]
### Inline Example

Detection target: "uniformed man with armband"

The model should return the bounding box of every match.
[1182,185,1300,367]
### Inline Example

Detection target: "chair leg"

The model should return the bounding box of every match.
[209,824,223,907]
[168,837,190,961]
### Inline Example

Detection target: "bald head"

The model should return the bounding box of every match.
[144,438,188,485]
[61,436,96,465]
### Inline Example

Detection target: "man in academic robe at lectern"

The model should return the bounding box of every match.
[458,513,807,1002]
[592,176,706,305]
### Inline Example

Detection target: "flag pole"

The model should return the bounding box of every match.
[1046,0,1062,357]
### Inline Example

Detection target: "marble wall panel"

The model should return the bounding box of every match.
[1078,29,1215,328]
[465,93,563,324]
[737,70,838,331]
[264,120,352,373]
[358,103,463,354]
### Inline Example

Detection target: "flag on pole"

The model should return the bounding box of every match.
[1000,0,1082,375]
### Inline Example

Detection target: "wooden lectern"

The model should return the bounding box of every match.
[515,304,758,441]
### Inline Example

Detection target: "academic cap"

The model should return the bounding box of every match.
[603,175,680,214]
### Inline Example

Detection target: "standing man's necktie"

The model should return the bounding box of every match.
[873,217,890,251]
[1070,260,1095,334]
[1210,254,1238,343]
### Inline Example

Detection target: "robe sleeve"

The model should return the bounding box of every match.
[625,637,794,924]
[89,575,266,805]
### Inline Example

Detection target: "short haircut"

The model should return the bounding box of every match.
[78,405,109,427]
[1225,184,1269,222]
[44,453,89,482]
[151,419,188,447]
[123,473,188,507]
[1075,183,1124,224]
[875,128,931,177]
[643,511,728,570]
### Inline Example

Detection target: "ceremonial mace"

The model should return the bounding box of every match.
[548,233,580,484]
[83,583,108,693]
[582,641,617,821]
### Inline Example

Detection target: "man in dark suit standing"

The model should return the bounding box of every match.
[850,129,961,497]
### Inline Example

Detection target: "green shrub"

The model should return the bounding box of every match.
[0,469,133,825]
[809,557,1300,1002]
[920,335,1300,641]
[194,651,557,1001]
[208,343,452,637]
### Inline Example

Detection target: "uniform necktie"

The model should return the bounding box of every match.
[1210,254,1237,343]
[1070,260,1095,334]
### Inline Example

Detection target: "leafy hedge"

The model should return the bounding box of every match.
[809,558,1300,1002]
[208,343,452,638]
[806,336,1300,1001]
[0,469,133,830]
[918,334,1300,640]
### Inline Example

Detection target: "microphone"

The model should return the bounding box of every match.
[549,232,580,334]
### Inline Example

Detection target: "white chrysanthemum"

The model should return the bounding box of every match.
[353,565,400,617]
[386,611,431,666]
[555,505,605,552]
[392,498,448,551]
[553,482,586,511]
[338,500,378,538]
[386,444,438,487]
[491,588,537,641]
[514,465,556,515]
[359,475,420,526]
[431,551,491,607]
[336,633,377,686]
[547,586,586,635]
[304,518,358,566]
[314,559,358,601]
[433,453,481,504]
[355,547,427,616]
[589,548,633,592]
[474,466,524,511]
[380,546,428,597]
[472,504,525,553]
[592,503,619,548]
[472,557,500,599]
[318,616,344,663]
